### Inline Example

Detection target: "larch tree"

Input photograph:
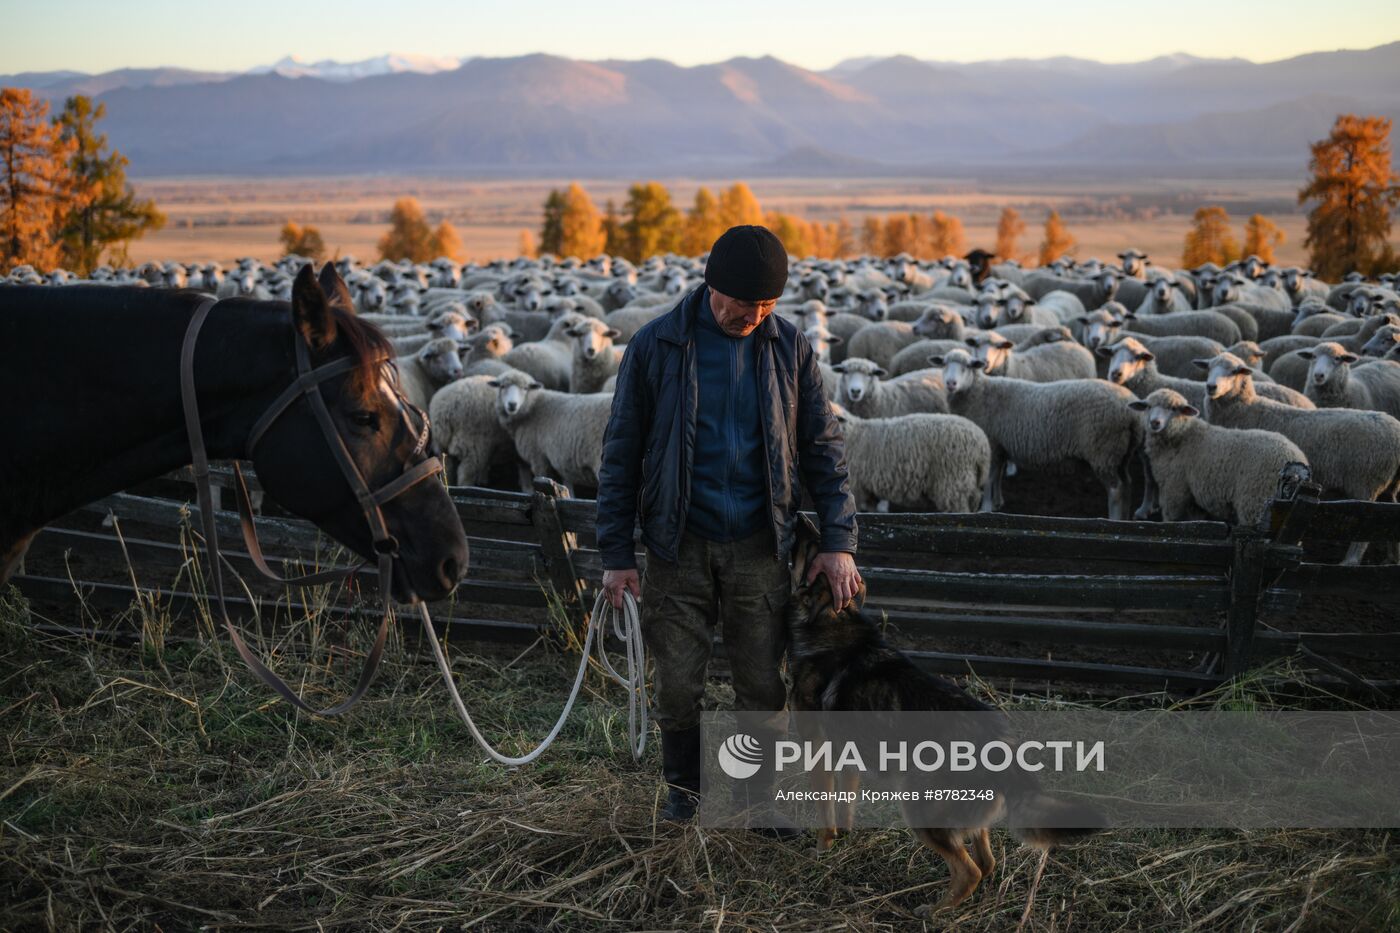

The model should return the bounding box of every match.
[833,216,856,258]
[621,181,681,262]
[558,182,606,259]
[994,207,1026,261]
[860,216,883,255]
[54,95,163,275]
[1038,211,1075,265]
[930,210,966,259]
[0,87,73,270]
[601,198,623,256]
[765,211,813,258]
[682,186,724,255]
[377,197,435,262]
[1241,214,1286,265]
[717,182,764,229]
[517,228,537,258]
[430,220,464,262]
[882,213,917,257]
[280,221,327,261]
[1298,114,1400,279]
[1181,205,1240,268]
[538,188,565,256]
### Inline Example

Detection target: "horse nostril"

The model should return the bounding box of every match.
[439,554,462,588]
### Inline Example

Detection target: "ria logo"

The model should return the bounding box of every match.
[717,733,764,779]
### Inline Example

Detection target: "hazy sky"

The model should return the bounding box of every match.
[4,0,1399,73]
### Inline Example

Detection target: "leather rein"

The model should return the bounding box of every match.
[179,296,444,716]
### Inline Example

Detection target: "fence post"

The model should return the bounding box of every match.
[1224,528,1267,678]
[531,477,584,609]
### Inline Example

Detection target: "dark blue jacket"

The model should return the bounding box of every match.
[596,285,858,569]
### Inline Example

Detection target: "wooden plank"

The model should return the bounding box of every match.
[1275,563,1400,603]
[854,522,1232,567]
[1253,629,1400,661]
[904,650,1224,690]
[1274,499,1400,544]
[531,477,584,606]
[878,610,1227,652]
[1224,531,1267,678]
[449,487,535,527]
[859,566,1230,612]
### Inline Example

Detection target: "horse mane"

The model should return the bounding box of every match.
[325,301,394,403]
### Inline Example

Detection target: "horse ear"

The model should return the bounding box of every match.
[317,262,354,314]
[292,264,337,349]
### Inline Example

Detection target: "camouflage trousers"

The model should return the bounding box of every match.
[640,528,791,733]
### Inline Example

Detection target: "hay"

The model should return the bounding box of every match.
[1,585,1397,931]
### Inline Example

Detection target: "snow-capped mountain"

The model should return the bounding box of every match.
[247,53,462,81]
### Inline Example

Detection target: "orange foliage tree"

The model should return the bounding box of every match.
[995,207,1026,261]
[1181,206,1240,268]
[1038,211,1075,265]
[1298,114,1400,278]
[0,87,74,269]
[1241,214,1285,265]
[280,221,327,261]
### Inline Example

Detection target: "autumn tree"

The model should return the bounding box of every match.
[682,186,724,255]
[1241,214,1286,265]
[1181,205,1240,268]
[718,182,764,229]
[0,87,73,269]
[994,207,1026,261]
[882,213,918,257]
[860,216,883,255]
[621,181,681,262]
[1298,114,1400,279]
[517,229,537,258]
[765,211,814,257]
[280,221,326,261]
[378,197,434,262]
[833,216,856,258]
[930,210,966,258]
[601,198,623,256]
[1038,211,1075,265]
[539,188,565,256]
[54,95,163,274]
[431,220,464,262]
[558,182,606,259]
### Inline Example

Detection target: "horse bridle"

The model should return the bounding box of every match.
[179,296,444,716]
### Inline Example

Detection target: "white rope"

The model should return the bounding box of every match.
[415,590,647,766]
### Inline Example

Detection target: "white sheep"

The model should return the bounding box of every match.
[429,374,520,487]
[832,357,947,418]
[395,337,464,411]
[1298,343,1400,420]
[834,408,991,513]
[1129,388,1309,526]
[490,369,614,493]
[1201,352,1400,563]
[967,329,1095,382]
[1134,278,1192,315]
[501,313,584,391]
[1106,337,1312,409]
[845,320,921,369]
[462,323,517,378]
[567,317,624,393]
[931,348,1143,519]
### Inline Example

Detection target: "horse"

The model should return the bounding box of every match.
[0,263,468,603]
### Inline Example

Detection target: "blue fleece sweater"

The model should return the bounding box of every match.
[684,296,770,542]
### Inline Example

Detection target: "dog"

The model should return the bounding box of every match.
[785,514,1099,914]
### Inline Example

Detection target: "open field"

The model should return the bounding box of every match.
[124,175,1398,267]
[3,585,1399,931]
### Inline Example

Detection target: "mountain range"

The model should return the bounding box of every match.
[3,44,1397,176]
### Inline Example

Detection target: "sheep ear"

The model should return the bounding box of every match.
[427,320,444,332]
[872,366,888,377]
[486,378,502,388]
[963,337,978,347]
[1340,352,1359,364]
[826,334,843,345]
[1074,315,1090,323]
[1095,345,1114,358]
[604,328,621,339]
[1233,366,1252,376]
[1191,359,1211,370]
[1121,310,1137,320]
[928,355,945,366]
[1138,350,1155,362]
[1178,404,1200,417]
[1296,350,1314,360]
[968,359,986,370]
[528,380,544,390]
[831,363,847,373]
[992,337,1014,349]
[1127,400,1150,411]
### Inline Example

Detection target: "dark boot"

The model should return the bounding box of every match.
[660,725,701,822]
[731,730,804,840]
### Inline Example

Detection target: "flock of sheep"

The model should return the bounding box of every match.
[7,246,1400,564]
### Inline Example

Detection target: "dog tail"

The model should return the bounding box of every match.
[1006,790,1103,850]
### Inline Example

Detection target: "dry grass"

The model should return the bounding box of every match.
[2,582,1398,931]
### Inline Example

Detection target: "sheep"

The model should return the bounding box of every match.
[931,348,1143,519]
[1123,308,1242,346]
[429,374,520,487]
[395,337,464,411]
[832,357,947,418]
[889,338,974,376]
[1212,273,1293,314]
[1105,337,1311,409]
[1361,325,1400,358]
[968,328,1095,382]
[1134,278,1192,315]
[833,408,991,513]
[1128,388,1309,526]
[974,292,1073,330]
[1269,315,1400,390]
[1023,271,1115,310]
[604,303,669,343]
[1298,343,1400,420]
[845,320,921,369]
[500,314,583,391]
[462,324,517,378]
[1200,352,1400,563]
[1124,334,1226,380]
[389,307,478,355]
[1281,267,1330,306]
[1291,298,1348,338]
[1223,341,1279,383]
[567,317,624,393]
[490,369,614,493]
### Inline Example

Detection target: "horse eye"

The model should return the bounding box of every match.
[350,411,377,428]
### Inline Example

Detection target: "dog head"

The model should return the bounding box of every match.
[788,514,867,629]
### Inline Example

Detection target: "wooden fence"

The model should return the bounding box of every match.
[12,466,1400,698]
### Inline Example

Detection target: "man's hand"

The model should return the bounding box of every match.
[602,568,641,609]
[806,552,862,610]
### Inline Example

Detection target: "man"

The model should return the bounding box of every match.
[595,225,861,824]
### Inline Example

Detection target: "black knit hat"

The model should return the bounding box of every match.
[704,225,789,301]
